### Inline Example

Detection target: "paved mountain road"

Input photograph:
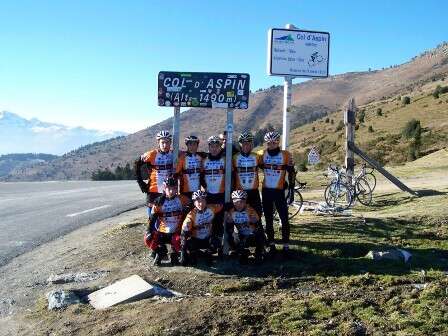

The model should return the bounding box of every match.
[0,181,145,267]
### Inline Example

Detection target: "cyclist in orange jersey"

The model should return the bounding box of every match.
[176,135,206,199]
[180,190,223,266]
[203,135,228,255]
[232,131,263,217]
[260,131,296,259]
[135,130,175,219]
[225,190,265,264]
[144,176,191,266]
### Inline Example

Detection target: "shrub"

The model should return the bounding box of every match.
[325,118,330,123]
[402,96,411,105]
[368,125,374,133]
[336,120,344,131]
[312,126,316,132]
[358,109,366,123]
[376,108,382,116]
[330,119,334,124]
[402,119,421,139]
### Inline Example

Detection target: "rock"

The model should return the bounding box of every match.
[87,275,181,309]
[46,290,81,310]
[365,249,412,263]
[47,270,109,284]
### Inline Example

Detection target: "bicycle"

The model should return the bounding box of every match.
[325,164,374,209]
[324,165,353,210]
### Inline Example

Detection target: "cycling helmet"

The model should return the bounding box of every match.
[184,135,200,145]
[207,135,221,145]
[264,131,280,142]
[231,190,247,200]
[156,130,172,141]
[238,131,254,143]
[164,175,177,187]
[192,190,207,201]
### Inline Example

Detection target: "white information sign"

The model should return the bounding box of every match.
[267,28,330,78]
[308,147,320,165]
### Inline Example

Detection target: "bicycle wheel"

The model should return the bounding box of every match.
[288,189,303,220]
[355,177,373,206]
[324,181,353,210]
[364,172,377,192]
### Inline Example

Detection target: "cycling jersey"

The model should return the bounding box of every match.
[261,149,293,190]
[176,151,204,193]
[232,152,262,190]
[151,195,190,233]
[182,204,223,239]
[140,149,174,193]
[226,205,259,236]
[203,154,226,195]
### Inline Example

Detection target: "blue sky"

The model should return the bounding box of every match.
[0,0,447,132]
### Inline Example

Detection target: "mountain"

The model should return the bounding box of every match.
[0,111,127,155]
[0,153,58,178]
[3,42,448,181]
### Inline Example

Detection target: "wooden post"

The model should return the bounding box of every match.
[344,98,356,186]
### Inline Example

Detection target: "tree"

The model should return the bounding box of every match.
[402,96,411,105]
[376,108,383,116]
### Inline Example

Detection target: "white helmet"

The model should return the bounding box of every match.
[192,190,207,201]
[231,190,247,200]
[264,131,280,142]
[238,131,254,143]
[207,135,221,145]
[156,130,172,141]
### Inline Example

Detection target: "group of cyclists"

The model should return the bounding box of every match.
[134,128,296,266]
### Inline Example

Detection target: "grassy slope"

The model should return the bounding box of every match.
[288,78,448,168]
[25,150,448,335]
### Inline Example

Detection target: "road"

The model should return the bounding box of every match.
[0,180,145,267]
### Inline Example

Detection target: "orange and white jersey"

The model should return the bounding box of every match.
[233,152,261,190]
[176,151,203,193]
[227,205,259,236]
[182,204,223,239]
[152,195,190,233]
[203,156,226,194]
[261,150,293,189]
[141,150,174,193]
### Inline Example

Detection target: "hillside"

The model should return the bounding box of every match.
[289,78,448,168]
[4,42,448,181]
[0,153,58,178]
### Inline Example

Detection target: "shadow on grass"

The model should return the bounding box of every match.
[415,189,447,197]
[187,215,448,279]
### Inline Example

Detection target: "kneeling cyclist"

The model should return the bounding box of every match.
[180,190,223,266]
[144,176,191,266]
[225,190,266,264]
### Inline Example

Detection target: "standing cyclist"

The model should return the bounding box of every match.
[203,135,227,254]
[260,131,296,258]
[176,135,205,199]
[232,131,263,217]
[134,130,174,225]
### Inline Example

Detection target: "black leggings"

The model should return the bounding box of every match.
[245,189,263,217]
[262,188,289,244]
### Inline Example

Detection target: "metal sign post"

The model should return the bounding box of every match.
[172,106,180,167]
[223,108,234,255]
[282,75,292,149]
